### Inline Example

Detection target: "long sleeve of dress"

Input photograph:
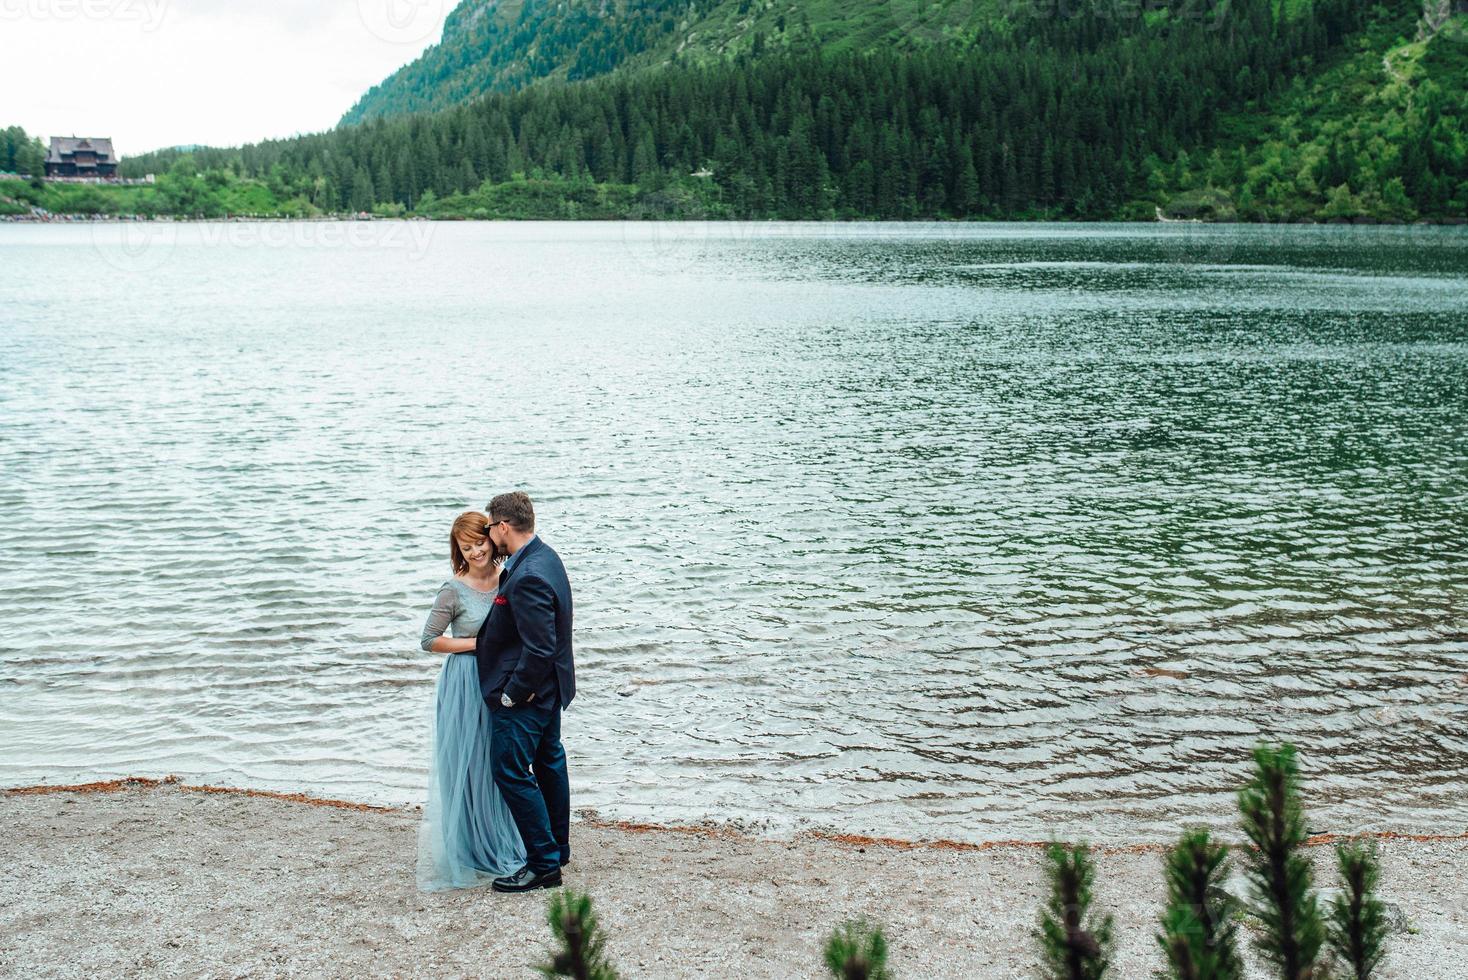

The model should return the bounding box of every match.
[420,583,459,652]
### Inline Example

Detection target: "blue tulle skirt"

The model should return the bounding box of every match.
[416,654,526,891]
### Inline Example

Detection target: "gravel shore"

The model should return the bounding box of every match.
[2,780,1464,978]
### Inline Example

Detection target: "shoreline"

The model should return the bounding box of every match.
[13,774,1468,854]
[3,213,1467,226]
[4,778,1465,978]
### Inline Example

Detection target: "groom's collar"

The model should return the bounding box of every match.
[501,533,539,577]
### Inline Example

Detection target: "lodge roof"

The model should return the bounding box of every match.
[47,137,117,163]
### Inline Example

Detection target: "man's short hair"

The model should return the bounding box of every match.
[488,491,536,533]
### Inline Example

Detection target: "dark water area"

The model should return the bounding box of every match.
[1,221,1465,842]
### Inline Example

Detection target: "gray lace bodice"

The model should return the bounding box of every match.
[420,578,496,652]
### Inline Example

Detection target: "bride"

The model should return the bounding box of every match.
[416,510,526,890]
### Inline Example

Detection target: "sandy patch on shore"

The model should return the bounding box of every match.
[2,780,1464,978]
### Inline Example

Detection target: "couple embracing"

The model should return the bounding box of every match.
[416,491,575,894]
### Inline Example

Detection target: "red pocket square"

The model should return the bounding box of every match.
[493,595,509,606]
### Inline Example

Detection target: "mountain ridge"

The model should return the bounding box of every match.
[340,0,1006,125]
[78,1,1468,223]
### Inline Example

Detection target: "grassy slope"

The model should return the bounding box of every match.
[0,171,711,220]
[0,174,296,218]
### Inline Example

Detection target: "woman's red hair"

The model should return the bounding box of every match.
[449,511,491,575]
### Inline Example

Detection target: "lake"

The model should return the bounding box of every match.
[1,220,1465,842]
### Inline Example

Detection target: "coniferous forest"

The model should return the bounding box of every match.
[6,0,1465,221]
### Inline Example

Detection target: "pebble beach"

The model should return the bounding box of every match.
[3,779,1465,978]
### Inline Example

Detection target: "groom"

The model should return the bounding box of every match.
[476,491,576,893]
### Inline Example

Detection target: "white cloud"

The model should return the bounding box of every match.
[0,0,454,156]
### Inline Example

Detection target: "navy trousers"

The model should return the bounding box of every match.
[489,704,569,874]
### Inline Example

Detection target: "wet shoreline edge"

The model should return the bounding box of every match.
[9,774,1467,855]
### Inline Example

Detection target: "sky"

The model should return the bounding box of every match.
[0,0,456,156]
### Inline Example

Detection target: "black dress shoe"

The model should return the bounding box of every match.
[492,866,562,893]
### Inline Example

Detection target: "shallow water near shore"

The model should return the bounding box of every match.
[1,221,1466,842]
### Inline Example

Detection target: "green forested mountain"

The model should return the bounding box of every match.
[86,1,1468,223]
[341,0,1004,124]
[1161,3,1468,220]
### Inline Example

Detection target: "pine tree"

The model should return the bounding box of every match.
[955,145,981,215]
[1037,842,1114,980]
[1238,743,1325,980]
[457,157,478,193]
[823,921,890,980]
[350,165,374,212]
[1158,829,1243,980]
[540,891,619,980]
[2,126,46,177]
[1327,841,1388,980]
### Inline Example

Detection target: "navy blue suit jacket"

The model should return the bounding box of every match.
[475,537,576,711]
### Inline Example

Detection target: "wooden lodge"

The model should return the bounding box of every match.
[44,137,119,179]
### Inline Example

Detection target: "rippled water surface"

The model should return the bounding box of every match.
[2,221,1466,842]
